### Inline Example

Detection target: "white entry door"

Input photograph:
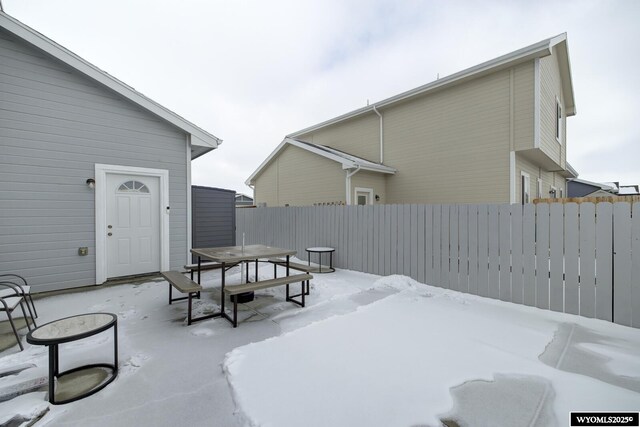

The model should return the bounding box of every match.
[106,174,160,278]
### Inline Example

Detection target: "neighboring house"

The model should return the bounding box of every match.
[247,34,577,206]
[235,193,254,207]
[567,178,616,198]
[602,182,640,196]
[0,12,222,292]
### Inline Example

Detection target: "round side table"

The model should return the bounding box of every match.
[26,313,118,404]
[305,247,336,273]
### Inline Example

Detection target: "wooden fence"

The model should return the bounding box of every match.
[236,203,640,328]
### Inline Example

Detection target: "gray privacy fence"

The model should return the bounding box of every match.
[236,203,640,328]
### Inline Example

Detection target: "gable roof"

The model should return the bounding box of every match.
[0,11,221,159]
[246,138,396,186]
[289,33,575,139]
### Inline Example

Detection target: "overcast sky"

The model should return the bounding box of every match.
[4,0,639,194]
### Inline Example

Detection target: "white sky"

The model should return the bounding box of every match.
[3,0,640,194]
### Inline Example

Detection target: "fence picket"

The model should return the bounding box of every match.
[511,204,523,304]
[459,205,469,293]
[426,205,434,284]
[477,205,489,297]
[536,203,550,309]
[404,204,412,276]
[384,205,391,276]
[613,203,632,326]
[488,205,500,299]
[441,205,450,288]
[433,205,441,286]
[450,204,459,290]
[579,203,596,317]
[468,205,478,295]
[564,203,579,315]
[499,204,511,301]
[596,203,613,321]
[411,205,419,281]
[550,203,564,312]
[372,206,379,275]
[390,205,398,274]
[418,205,426,283]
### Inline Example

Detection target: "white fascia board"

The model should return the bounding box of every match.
[343,164,396,174]
[245,137,396,185]
[287,139,355,167]
[288,36,556,139]
[0,12,221,148]
[552,37,576,116]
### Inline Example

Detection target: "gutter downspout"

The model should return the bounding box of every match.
[345,167,361,205]
[373,105,383,164]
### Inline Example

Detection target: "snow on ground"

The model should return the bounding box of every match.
[1,262,639,426]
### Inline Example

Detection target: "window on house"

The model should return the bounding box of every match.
[354,187,373,205]
[556,98,563,143]
[521,172,530,205]
[118,180,149,193]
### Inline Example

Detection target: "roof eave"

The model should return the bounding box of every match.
[288,36,559,138]
[0,11,221,148]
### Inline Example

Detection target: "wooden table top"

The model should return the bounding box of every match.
[191,244,296,263]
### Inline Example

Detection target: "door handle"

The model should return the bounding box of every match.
[108,232,113,237]
[108,225,113,229]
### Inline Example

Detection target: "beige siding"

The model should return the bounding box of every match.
[254,162,278,206]
[254,145,345,206]
[513,62,535,151]
[383,70,511,203]
[351,171,387,204]
[296,113,380,163]
[539,49,566,169]
[516,154,566,202]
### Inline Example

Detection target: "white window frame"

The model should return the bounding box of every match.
[354,187,374,206]
[95,164,170,284]
[521,172,531,205]
[555,96,563,144]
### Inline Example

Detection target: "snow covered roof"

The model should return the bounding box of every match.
[569,178,615,192]
[246,138,396,186]
[618,185,640,196]
[0,11,221,159]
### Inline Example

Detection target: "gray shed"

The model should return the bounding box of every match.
[0,12,221,292]
[192,186,236,262]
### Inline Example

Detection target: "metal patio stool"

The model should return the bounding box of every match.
[0,274,38,320]
[0,287,36,351]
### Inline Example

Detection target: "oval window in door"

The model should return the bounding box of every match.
[117,180,150,193]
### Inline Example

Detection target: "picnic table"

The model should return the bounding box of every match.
[189,245,311,327]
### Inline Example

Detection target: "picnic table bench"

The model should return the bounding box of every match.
[162,271,215,325]
[224,273,312,327]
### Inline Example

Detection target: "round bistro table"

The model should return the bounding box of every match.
[26,313,118,404]
[305,247,336,273]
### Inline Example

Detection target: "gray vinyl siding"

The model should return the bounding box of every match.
[191,186,236,262]
[0,28,189,292]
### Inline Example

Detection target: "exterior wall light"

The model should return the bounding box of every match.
[86,178,96,189]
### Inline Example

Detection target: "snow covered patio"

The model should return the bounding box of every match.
[1,264,639,426]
